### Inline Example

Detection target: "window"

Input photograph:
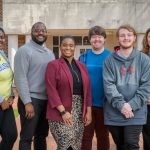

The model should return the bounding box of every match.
[53,47,59,59]
[83,36,90,45]
[53,36,59,45]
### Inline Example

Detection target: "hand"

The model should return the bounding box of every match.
[1,99,10,110]
[25,102,35,119]
[8,96,14,106]
[147,98,150,105]
[121,103,132,114]
[84,111,92,126]
[121,103,134,118]
[62,111,72,126]
[123,110,134,118]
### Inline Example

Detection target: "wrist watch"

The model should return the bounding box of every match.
[60,110,66,116]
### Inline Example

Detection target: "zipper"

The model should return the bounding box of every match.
[70,63,80,82]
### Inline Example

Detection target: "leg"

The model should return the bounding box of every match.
[143,106,150,150]
[124,125,142,150]
[18,98,41,150]
[108,126,125,150]
[81,107,95,150]
[95,108,109,150]
[34,100,49,150]
[0,107,17,150]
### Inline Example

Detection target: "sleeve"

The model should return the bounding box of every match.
[84,64,92,106]
[103,58,126,111]
[14,48,32,105]
[128,56,150,111]
[45,62,62,108]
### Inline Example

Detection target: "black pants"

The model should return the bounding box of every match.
[108,125,143,150]
[0,106,17,150]
[18,98,49,150]
[143,106,150,150]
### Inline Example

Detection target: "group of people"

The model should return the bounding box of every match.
[0,21,150,150]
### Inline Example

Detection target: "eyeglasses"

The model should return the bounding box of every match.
[32,29,47,33]
[119,33,134,38]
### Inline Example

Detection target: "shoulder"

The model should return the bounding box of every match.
[139,51,150,65]
[16,42,32,57]
[104,48,112,55]
[105,52,114,62]
[46,48,55,59]
[47,59,59,66]
[79,50,92,59]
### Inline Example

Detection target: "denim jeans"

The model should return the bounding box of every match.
[18,97,49,150]
[143,106,150,150]
[108,125,143,150]
[0,106,17,150]
[81,107,110,150]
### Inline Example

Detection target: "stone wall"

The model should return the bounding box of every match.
[3,0,150,33]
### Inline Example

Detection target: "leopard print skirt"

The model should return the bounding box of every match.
[49,95,84,150]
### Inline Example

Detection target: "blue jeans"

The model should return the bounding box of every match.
[18,98,49,150]
[108,125,142,150]
[0,106,17,150]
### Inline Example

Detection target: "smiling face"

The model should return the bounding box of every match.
[31,22,47,45]
[0,30,5,50]
[90,34,105,51]
[118,28,136,49]
[60,37,75,59]
[88,26,106,51]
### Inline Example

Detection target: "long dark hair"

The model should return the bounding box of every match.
[0,27,5,36]
[142,28,150,55]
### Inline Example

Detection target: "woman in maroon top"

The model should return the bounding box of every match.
[45,35,92,150]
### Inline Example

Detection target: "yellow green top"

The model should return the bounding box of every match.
[0,52,13,102]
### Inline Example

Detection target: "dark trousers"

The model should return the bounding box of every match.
[0,106,17,150]
[18,98,49,150]
[143,106,150,150]
[108,125,143,150]
[81,107,110,150]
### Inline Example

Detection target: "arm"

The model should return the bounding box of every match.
[83,64,92,125]
[45,63,73,125]
[103,58,126,111]
[128,56,150,111]
[14,48,34,119]
[14,48,31,105]
[45,62,63,108]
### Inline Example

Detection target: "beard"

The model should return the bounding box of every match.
[32,35,47,45]
[119,42,134,50]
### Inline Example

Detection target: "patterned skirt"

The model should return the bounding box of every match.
[49,95,84,150]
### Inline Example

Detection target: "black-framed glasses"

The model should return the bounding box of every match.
[33,29,47,33]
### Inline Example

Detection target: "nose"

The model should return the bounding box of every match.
[38,30,44,34]
[66,45,70,50]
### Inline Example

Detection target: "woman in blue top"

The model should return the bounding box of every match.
[0,27,17,150]
[142,28,150,150]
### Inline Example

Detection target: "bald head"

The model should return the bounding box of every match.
[31,22,47,45]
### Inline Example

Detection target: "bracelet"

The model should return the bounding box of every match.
[60,110,66,116]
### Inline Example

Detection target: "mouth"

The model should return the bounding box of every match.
[37,36,45,41]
